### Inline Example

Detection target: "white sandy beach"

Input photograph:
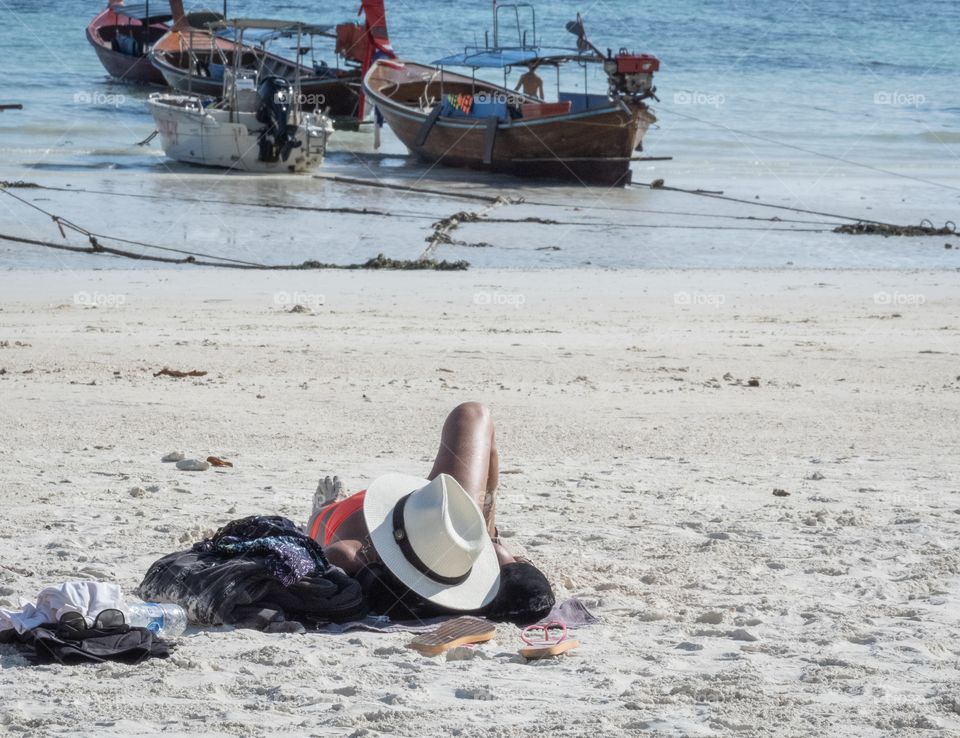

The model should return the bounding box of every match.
[1,267,958,737]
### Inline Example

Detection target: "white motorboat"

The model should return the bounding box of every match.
[146,19,334,173]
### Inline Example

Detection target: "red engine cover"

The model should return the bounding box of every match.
[617,54,660,74]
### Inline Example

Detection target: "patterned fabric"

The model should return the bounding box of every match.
[446,93,474,115]
[139,516,366,629]
[192,516,328,588]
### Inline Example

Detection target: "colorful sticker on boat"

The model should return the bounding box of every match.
[446,94,474,115]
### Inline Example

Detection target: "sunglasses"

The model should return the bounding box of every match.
[57,608,127,636]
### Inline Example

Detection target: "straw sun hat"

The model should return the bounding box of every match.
[362,473,501,610]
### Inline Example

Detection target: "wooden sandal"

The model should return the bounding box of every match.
[408,616,497,656]
[519,621,579,659]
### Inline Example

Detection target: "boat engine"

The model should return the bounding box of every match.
[604,50,660,101]
[566,14,660,103]
[256,76,302,163]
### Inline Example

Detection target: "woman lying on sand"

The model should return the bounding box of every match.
[308,402,555,625]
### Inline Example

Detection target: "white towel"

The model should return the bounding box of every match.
[0,581,127,634]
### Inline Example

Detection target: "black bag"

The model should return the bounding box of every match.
[137,516,367,629]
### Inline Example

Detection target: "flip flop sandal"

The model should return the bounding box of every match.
[407,616,497,656]
[519,620,580,659]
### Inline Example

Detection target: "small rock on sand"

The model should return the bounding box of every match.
[162,452,185,463]
[632,609,670,622]
[696,611,724,625]
[675,642,704,651]
[455,686,497,701]
[446,646,491,662]
[729,629,758,642]
[176,459,210,472]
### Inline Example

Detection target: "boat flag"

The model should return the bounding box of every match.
[357,0,396,120]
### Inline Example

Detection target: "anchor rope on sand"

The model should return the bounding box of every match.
[305,173,953,235]
[832,219,957,237]
[630,180,957,236]
[5,182,440,221]
[0,186,468,270]
[421,197,514,258]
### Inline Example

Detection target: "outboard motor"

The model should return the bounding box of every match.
[566,13,660,103]
[604,50,660,101]
[255,76,302,163]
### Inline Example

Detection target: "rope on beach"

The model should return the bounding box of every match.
[314,173,524,205]
[0,232,468,270]
[1,181,440,222]
[833,220,957,237]
[0,187,468,271]
[421,197,514,257]
[630,180,956,235]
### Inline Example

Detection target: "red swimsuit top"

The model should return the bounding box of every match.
[309,491,366,546]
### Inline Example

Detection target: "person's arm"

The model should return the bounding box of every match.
[324,539,366,575]
[492,540,516,567]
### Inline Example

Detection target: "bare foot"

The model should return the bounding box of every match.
[313,475,350,514]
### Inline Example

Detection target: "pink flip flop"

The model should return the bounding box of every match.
[519,620,580,659]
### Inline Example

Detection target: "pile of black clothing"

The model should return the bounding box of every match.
[0,611,172,665]
[137,515,367,632]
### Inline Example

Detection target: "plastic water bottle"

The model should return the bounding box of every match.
[127,602,187,637]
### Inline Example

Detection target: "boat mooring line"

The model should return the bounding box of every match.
[630,180,956,234]
[421,198,516,259]
[314,174,513,204]
[659,106,960,195]
[1,187,267,267]
[0,182,440,222]
[0,232,468,271]
[481,216,832,233]
[0,188,469,271]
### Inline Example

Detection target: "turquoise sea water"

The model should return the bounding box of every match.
[0,0,958,268]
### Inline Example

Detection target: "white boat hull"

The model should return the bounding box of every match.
[147,94,332,173]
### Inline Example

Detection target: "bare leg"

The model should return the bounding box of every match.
[428,402,499,538]
[323,402,513,575]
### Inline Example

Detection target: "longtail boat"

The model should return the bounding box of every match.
[363,3,659,186]
[149,0,393,125]
[85,0,174,84]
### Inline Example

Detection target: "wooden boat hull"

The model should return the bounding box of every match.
[147,93,333,173]
[86,8,168,84]
[363,61,656,186]
[149,30,362,121]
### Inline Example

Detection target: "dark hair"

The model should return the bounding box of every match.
[483,562,555,626]
[357,561,555,627]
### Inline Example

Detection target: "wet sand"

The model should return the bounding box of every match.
[3,127,958,271]
[1,268,958,736]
